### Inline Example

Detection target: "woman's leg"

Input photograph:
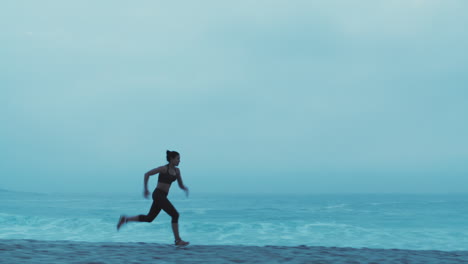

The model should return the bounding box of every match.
[117,200,162,230]
[136,200,162,223]
[159,198,188,245]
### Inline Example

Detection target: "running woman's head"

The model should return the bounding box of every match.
[166,150,180,166]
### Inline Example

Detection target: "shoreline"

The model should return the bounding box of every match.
[1,239,467,264]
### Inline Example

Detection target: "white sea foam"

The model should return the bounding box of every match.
[1,192,468,251]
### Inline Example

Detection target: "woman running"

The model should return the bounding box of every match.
[117,150,189,246]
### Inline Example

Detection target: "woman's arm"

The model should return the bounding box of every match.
[143,166,164,198]
[176,168,189,197]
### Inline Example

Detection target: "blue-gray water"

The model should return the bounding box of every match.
[1,190,467,251]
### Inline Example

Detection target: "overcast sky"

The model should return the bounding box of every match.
[2,0,467,194]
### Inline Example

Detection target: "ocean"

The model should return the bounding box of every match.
[1,189,468,263]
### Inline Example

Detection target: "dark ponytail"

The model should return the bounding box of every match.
[166,150,180,162]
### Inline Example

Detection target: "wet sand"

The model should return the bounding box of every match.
[1,239,467,264]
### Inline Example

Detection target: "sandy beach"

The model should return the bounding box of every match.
[1,239,467,264]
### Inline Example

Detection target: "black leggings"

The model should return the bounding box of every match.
[138,189,179,223]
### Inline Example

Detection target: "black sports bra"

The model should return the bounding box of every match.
[158,166,177,184]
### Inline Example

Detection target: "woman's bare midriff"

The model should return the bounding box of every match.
[156,182,171,193]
